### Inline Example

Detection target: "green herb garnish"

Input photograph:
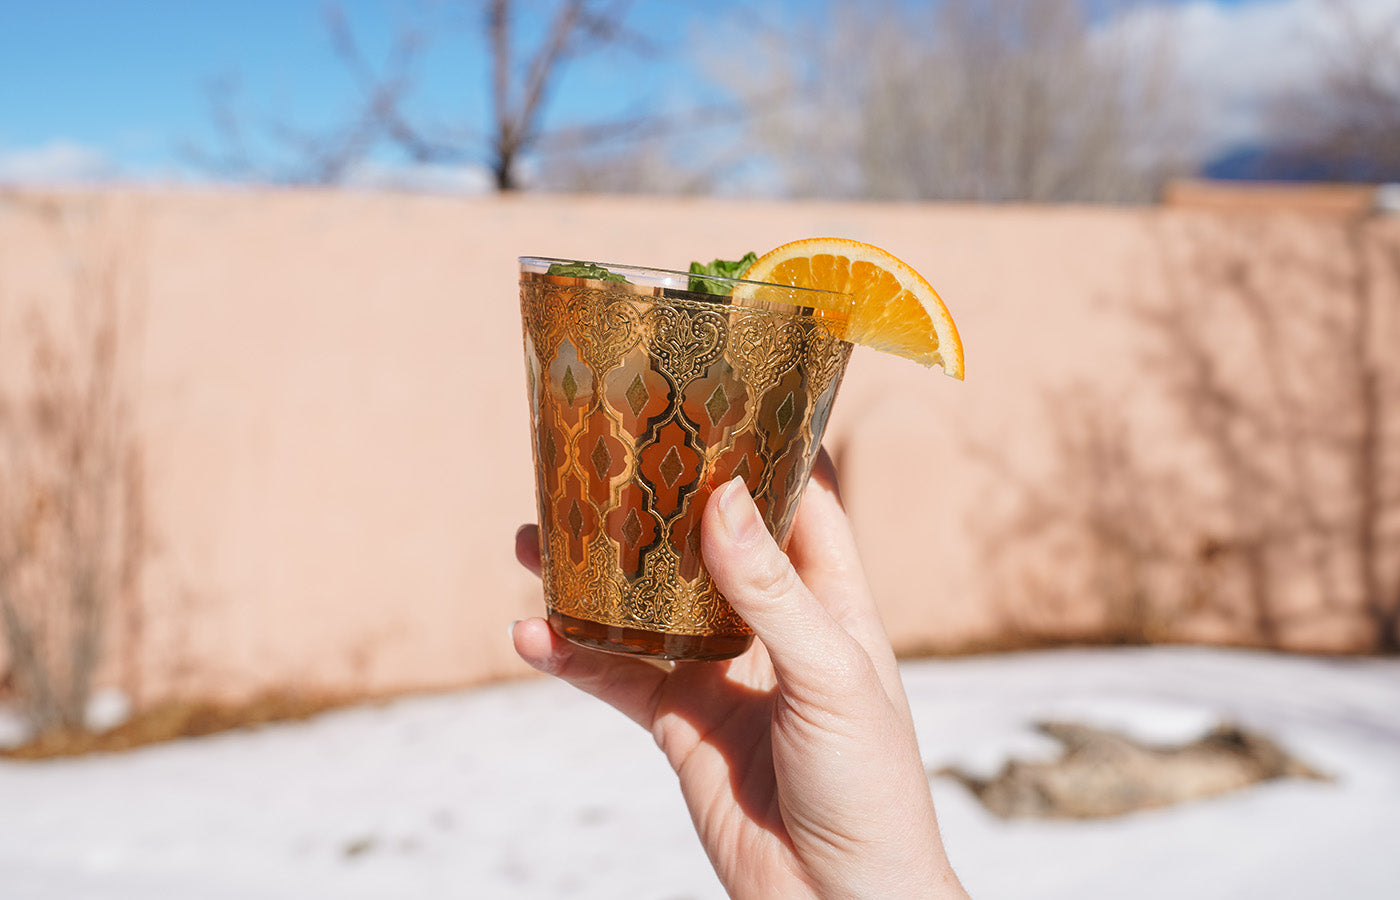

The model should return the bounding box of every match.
[688,252,758,295]
[545,261,630,283]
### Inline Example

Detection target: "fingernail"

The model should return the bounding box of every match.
[718,477,763,544]
[508,619,521,642]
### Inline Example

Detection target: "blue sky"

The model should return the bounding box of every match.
[1,5,376,145]
[1,0,1394,187]
[2,3,357,174]
[0,0,751,183]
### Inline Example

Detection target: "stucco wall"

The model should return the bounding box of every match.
[1,189,1395,707]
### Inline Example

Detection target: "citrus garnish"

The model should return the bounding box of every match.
[740,237,964,379]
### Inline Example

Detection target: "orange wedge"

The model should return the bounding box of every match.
[741,238,964,379]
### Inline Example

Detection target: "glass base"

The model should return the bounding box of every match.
[549,610,753,662]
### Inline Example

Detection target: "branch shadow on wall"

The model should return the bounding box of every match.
[975,215,1400,654]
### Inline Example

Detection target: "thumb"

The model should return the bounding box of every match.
[701,477,869,694]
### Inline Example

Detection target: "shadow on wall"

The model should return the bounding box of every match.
[978,215,1400,654]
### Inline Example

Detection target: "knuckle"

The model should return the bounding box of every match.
[746,551,803,605]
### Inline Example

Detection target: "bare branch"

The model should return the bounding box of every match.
[713,0,1190,202]
[186,1,664,192]
[0,198,146,736]
[1258,0,1400,180]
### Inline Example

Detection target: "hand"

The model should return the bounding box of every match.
[511,452,967,899]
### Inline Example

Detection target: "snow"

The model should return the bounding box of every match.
[2,646,1397,899]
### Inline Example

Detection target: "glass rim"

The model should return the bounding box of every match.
[518,255,851,303]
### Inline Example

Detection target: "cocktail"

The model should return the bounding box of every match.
[520,240,963,661]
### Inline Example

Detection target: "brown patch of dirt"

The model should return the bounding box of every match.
[0,693,354,760]
[937,720,1331,819]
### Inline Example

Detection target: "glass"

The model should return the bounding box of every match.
[519,257,853,661]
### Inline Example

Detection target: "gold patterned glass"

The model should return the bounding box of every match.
[520,257,853,661]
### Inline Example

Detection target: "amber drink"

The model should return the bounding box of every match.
[520,257,852,661]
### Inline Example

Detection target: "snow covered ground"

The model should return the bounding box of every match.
[2,646,1397,899]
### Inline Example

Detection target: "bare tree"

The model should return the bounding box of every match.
[0,195,145,736]
[1256,0,1400,182]
[188,1,659,192]
[710,0,1192,202]
[483,0,647,190]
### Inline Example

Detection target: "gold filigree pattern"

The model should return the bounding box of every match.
[521,273,852,638]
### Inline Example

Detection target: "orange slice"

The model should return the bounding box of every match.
[741,237,964,379]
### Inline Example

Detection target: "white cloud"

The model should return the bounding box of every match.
[0,139,120,184]
[1107,0,1400,153]
[339,159,495,195]
[0,141,496,194]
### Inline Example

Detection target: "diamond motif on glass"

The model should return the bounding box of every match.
[704,384,731,426]
[775,392,796,433]
[520,274,852,645]
[591,436,614,482]
[659,446,685,488]
[625,373,650,417]
[567,499,585,539]
[561,366,579,405]
[621,508,643,547]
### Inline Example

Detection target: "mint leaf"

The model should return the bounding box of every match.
[546,261,630,283]
[688,252,758,295]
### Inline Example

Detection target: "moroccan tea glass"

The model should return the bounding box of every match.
[520,257,853,661]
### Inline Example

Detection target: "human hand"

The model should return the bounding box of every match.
[511,452,967,899]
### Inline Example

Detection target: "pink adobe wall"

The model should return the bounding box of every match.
[0,190,1394,707]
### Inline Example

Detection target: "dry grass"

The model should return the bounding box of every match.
[0,691,354,760]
